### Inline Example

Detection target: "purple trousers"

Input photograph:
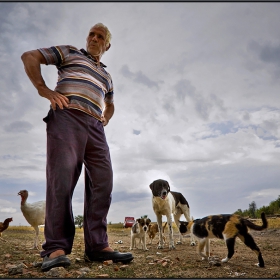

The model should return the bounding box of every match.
[40,108,113,257]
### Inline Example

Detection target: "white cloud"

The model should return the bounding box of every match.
[0,207,17,214]
[0,2,280,228]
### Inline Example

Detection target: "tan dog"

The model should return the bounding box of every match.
[147,222,167,244]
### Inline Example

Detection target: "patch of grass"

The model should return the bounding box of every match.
[8,226,37,232]
[267,218,280,228]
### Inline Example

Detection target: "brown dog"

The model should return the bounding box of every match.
[147,222,167,244]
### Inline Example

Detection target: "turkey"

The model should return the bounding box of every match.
[0,217,13,242]
[18,190,46,249]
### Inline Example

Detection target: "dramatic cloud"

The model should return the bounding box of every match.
[121,65,160,89]
[0,2,280,227]
[4,121,33,133]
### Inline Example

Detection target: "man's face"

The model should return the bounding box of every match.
[86,26,109,58]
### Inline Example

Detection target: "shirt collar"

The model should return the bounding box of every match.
[80,48,107,68]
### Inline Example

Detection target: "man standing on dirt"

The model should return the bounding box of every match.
[21,23,133,272]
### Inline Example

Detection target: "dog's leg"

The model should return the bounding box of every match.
[139,236,143,250]
[182,205,196,246]
[189,234,196,246]
[130,234,135,250]
[205,238,210,259]
[143,234,148,251]
[139,236,143,249]
[147,225,152,244]
[149,233,154,244]
[197,239,208,260]
[238,232,265,267]
[173,212,183,245]
[222,237,235,263]
[156,215,164,249]
[167,215,175,250]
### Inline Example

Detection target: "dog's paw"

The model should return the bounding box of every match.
[190,241,196,246]
[176,241,182,245]
[221,257,229,263]
[169,245,176,250]
[157,245,164,249]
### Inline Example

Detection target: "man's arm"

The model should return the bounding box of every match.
[21,50,69,110]
[101,102,114,126]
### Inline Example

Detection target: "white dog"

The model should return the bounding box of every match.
[149,179,195,249]
[130,218,151,251]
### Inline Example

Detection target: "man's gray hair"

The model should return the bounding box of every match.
[93,23,112,47]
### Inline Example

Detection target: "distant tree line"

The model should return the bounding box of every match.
[74,196,280,223]
[74,215,114,228]
[235,195,280,218]
[74,215,83,228]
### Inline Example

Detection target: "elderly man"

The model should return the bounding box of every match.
[21,23,133,272]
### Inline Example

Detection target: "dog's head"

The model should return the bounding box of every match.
[149,179,170,200]
[178,220,190,235]
[147,223,158,233]
[136,218,151,232]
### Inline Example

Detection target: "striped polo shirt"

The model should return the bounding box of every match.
[38,45,114,121]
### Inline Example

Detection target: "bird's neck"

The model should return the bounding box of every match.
[21,197,27,206]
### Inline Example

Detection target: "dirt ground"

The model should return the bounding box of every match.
[0,225,280,278]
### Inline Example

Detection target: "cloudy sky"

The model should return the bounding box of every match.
[1,2,280,228]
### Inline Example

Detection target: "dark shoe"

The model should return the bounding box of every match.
[84,250,133,264]
[41,255,71,272]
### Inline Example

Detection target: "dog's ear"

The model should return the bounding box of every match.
[149,182,154,191]
[147,218,151,224]
[136,218,140,223]
[165,180,170,192]
[131,223,137,233]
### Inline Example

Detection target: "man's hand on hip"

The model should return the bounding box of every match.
[101,115,109,126]
[38,87,69,110]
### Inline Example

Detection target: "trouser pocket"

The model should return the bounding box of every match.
[43,109,53,123]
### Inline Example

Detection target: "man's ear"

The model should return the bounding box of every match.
[105,43,111,51]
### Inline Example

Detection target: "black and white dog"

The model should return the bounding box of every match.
[130,217,151,251]
[178,213,268,267]
[149,179,195,249]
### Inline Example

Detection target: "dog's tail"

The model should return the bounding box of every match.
[244,212,268,231]
[162,222,168,233]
